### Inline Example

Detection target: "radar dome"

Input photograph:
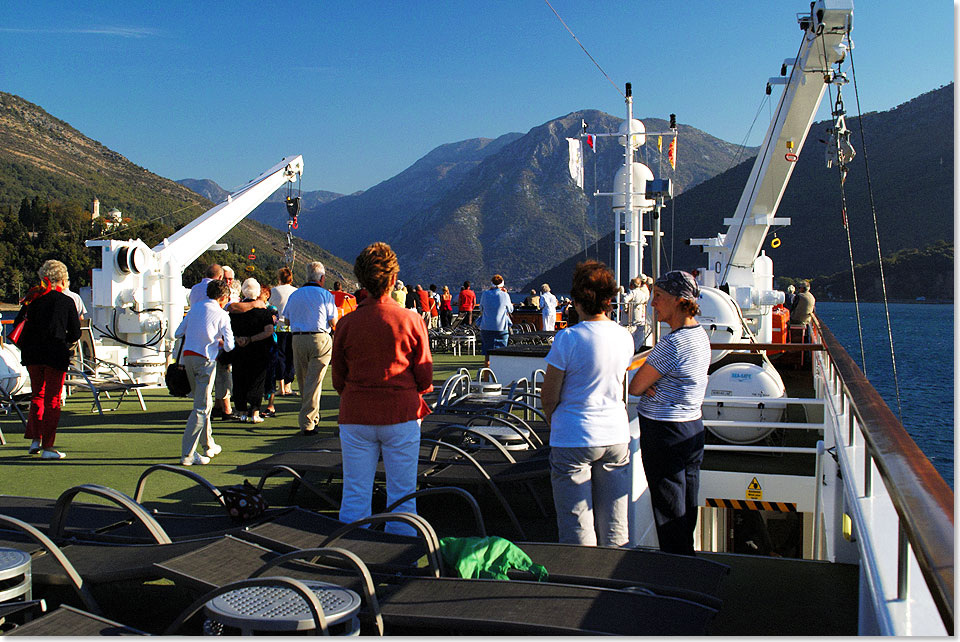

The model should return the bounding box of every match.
[612,163,655,210]
[618,118,646,148]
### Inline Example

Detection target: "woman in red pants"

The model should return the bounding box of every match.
[14,259,81,459]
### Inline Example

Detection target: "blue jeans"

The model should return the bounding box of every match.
[550,444,630,546]
[339,420,421,535]
[480,330,509,355]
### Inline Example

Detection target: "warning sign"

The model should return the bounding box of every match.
[746,477,763,501]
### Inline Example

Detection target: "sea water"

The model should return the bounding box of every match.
[812,302,954,488]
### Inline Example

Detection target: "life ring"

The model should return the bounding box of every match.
[771,237,781,248]
[785,152,798,162]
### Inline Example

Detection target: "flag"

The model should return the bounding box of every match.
[668,137,677,170]
[567,138,584,189]
[585,134,595,151]
[657,135,662,153]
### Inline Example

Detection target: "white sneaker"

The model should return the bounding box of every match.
[181,452,210,466]
[205,443,222,458]
[41,449,66,460]
[250,415,264,424]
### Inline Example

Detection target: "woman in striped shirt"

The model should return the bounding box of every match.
[628,270,711,556]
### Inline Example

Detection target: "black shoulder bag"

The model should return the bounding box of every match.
[165,339,192,397]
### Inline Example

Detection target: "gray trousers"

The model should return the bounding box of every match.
[293,332,333,432]
[182,355,217,458]
[550,443,630,546]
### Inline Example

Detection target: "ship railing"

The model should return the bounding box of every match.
[701,394,825,453]
[812,314,953,636]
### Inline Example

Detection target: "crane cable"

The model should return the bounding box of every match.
[820,49,867,375]
[847,33,905,421]
[283,179,302,268]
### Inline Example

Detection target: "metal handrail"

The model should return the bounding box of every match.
[814,314,953,633]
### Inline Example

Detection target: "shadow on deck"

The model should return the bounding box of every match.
[701,551,859,635]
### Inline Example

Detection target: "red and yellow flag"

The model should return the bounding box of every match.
[668,138,677,170]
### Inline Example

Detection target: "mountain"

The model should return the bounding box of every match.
[176,178,229,203]
[177,178,345,231]
[526,84,954,296]
[293,132,526,263]
[0,91,357,296]
[386,110,750,287]
[813,241,953,302]
[249,111,747,287]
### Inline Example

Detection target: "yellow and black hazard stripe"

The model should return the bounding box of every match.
[705,498,797,512]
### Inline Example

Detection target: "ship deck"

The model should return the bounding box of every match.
[0,351,863,635]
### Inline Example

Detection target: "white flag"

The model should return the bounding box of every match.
[567,137,584,189]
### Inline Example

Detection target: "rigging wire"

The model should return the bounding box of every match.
[731,94,771,170]
[543,0,624,99]
[819,32,868,374]
[848,36,905,420]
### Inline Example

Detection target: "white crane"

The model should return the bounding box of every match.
[85,156,304,384]
[689,0,853,341]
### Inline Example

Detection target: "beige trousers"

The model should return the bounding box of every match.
[292,332,333,432]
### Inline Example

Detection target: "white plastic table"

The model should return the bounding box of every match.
[203,580,361,635]
[0,548,31,604]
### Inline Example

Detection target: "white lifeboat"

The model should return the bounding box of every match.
[702,361,786,444]
[696,286,744,364]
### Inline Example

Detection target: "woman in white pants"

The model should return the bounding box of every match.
[331,242,434,535]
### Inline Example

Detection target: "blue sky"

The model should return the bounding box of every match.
[0,1,953,195]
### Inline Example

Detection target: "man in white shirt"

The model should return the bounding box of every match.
[281,261,338,435]
[174,279,242,465]
[62,283,87,320]
[540,283,558,331]
[188,263,236,418]
[189,264,223,307]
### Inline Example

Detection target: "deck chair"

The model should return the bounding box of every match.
[236,439,550,539]
[156,535,718,635]
[0,465,286,545]
[0,519,216,615]
[236,506,727,608]
[64,324,146,415]
[4,605,148,636]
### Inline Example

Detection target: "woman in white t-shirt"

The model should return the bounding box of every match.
[541,261,635,546]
